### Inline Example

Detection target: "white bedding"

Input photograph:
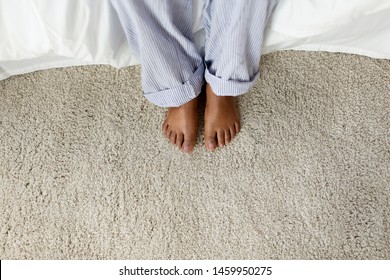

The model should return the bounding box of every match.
[1,0,390,80]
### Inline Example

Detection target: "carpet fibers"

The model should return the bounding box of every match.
[0,51,389,259]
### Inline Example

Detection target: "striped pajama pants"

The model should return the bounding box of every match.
[111,0,275,107]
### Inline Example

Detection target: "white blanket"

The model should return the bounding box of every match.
[1,0,390,80]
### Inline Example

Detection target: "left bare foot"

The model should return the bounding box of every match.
[204,83,240,151]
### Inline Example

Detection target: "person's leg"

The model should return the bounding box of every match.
[111,0,204,152]
[202,0,275,150]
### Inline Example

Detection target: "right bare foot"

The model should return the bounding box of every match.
[162,97,199,153]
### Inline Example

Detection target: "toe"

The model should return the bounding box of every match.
[205,133,217,151]
[169,132,177,145]
[229,126,236,139]
[234,122,241,134]
[176,133,184,149]
[162,120,168,132]
[224,129,231,144]
[165,128,172,139]
[182,137,196,153]
[217,130,225,147]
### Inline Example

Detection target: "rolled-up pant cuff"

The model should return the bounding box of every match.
[204,67,260,96]
[143,63,205,108]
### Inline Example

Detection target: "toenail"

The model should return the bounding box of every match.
[207,143,216,150]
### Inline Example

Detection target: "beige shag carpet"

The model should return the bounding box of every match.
[0,51,389,259]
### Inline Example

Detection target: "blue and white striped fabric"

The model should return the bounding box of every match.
[110,0,275,107]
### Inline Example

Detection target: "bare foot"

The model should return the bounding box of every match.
[162,97,198,153]
[204,83,240,151]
